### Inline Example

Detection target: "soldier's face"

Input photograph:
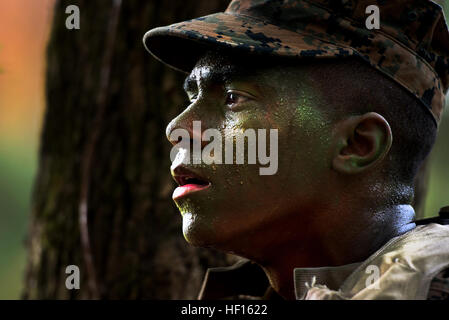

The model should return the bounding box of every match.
[166,54,334,252]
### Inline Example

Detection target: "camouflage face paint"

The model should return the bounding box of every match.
[166,53,335,252]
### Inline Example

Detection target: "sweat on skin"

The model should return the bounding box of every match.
[169,120,279,175]
[166,52,417,299]
[167,52,335,288]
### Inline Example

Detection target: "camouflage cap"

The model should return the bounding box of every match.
[143,0,449,126]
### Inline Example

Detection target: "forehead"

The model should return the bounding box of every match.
[186,63,236,86]
[184,52,302,91]
[185,54,252,87]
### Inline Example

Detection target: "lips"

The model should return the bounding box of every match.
[171,165,211,200]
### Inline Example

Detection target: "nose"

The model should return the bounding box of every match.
[166,102,203,147]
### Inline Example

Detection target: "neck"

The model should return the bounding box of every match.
[255,204,416,300]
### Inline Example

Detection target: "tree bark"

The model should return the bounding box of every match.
[24,0,234,300]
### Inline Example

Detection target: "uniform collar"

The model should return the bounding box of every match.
[198,258,361,300]
[293,262,362,299]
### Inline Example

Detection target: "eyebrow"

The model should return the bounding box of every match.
[183,65,240,93]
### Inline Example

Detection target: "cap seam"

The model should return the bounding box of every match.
[369,58,439,126]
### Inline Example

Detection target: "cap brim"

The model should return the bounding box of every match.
[143,12,353,74]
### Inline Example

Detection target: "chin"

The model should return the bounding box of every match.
[181,212,216,247]
[181,211,241,253]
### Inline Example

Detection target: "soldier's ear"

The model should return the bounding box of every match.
[331,112,392,174]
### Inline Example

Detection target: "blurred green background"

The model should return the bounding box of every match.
[0,0,55,299]
[0,0,448,299]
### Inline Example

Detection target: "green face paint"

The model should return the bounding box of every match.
[168,52,335,253]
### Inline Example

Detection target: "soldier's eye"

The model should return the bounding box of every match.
[225,90,253,110]
[225,92,239,105]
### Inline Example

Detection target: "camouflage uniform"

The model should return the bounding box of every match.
[143,0,449,299]
[198,221,449,300]
[198,262,449,300]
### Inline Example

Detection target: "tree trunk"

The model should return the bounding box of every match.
[24,0,234,300]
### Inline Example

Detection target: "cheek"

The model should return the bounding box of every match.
[280,125,332,197]
[270,103,332,192]
[210,103,329,200]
